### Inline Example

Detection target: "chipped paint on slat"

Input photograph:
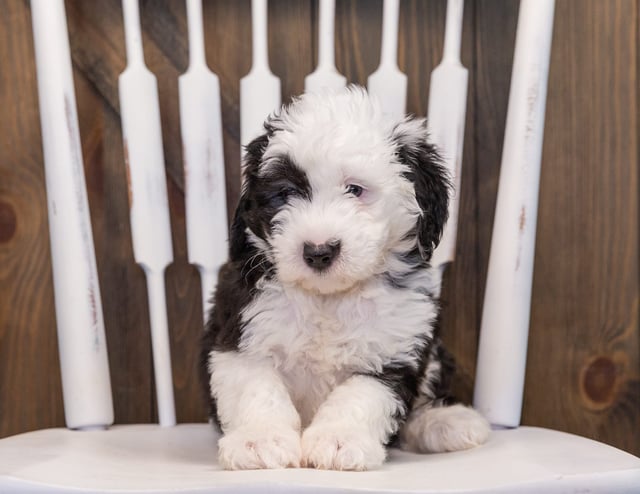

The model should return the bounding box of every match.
[65,94,101,337]
[206,137,216,197]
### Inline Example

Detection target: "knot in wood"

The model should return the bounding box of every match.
[580,356,619,410]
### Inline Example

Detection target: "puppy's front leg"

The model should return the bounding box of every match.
[302,375,404,471]
[208,351,301,470]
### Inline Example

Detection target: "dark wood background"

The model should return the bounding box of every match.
[1,0,638,456]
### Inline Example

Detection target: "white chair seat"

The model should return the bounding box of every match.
[1,424,638,493]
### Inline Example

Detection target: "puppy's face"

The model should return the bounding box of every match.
[232,88,449,295]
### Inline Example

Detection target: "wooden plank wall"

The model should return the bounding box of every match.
[0,0,638,455]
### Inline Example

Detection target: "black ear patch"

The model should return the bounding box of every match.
[393,121,451,262]
[228,133,269,261]
[229,127,312,262]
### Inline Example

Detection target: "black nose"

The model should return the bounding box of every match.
[303,241,341,271]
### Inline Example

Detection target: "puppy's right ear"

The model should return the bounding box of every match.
[228,132,269,261]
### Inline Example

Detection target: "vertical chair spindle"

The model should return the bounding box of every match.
[240,0,281,153]
[427,0,469,290]
[428,0,468,295]
[119,0,176,427]
[30,0,114,431]
[180,0,228,320]
[473,0,556,428]
[367,0,407,120]
[305,0,346,93]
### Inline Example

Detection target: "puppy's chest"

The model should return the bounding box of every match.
[239,281,434,411]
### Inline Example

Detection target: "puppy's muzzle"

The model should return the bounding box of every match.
[303,241,341,272]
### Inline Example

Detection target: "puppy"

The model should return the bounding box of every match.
[201,86,489,471]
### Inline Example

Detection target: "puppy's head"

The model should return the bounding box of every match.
[231,86,449,294]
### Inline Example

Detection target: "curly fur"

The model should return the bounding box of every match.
[201,86,489,471]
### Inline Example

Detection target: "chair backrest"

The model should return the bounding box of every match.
[29,0,555,432]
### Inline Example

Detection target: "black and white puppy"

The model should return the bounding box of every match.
[201,87,489,471]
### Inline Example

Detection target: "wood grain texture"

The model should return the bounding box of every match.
[0,0,65,436]
[0,0,637,456]
[525,0,640,453]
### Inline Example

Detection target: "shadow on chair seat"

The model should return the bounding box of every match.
[0,424,639,493]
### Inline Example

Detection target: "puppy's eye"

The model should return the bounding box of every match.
[345,184,364,197]
[269,187,296,207]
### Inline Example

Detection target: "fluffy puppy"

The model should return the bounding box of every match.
[201,86,489,471]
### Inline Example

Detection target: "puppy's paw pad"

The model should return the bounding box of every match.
[301,426,385,471]
[415,404,490,453]
[218,426,301,470]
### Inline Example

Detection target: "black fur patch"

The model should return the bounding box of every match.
[200,130,311,424]
[235,142,311,247]
[365,333,454,447]
[392,123,451,262]
[200,258,268,423]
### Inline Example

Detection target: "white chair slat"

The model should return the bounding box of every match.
[240,0,281,150]
[30,0,113,430]
[181,0,228,318]
[119,0,176,427]
[474,0,556,428]
[305,0,347,93]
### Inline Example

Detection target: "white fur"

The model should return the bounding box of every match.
[263,90,420,295]
[400,404,491,453]
[208,351,301,469]
[302,376,401,470]
[217,425,301,470]
[238,273,437,428]
[206,88,489,471]
[209,270,438,470]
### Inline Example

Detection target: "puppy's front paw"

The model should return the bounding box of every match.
[218,425,301,470]
[301,425,386,471]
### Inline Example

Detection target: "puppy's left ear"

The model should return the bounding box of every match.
[392,119,450,261]
[228,132,270,261]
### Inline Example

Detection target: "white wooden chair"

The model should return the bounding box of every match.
[1,0,639,493]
